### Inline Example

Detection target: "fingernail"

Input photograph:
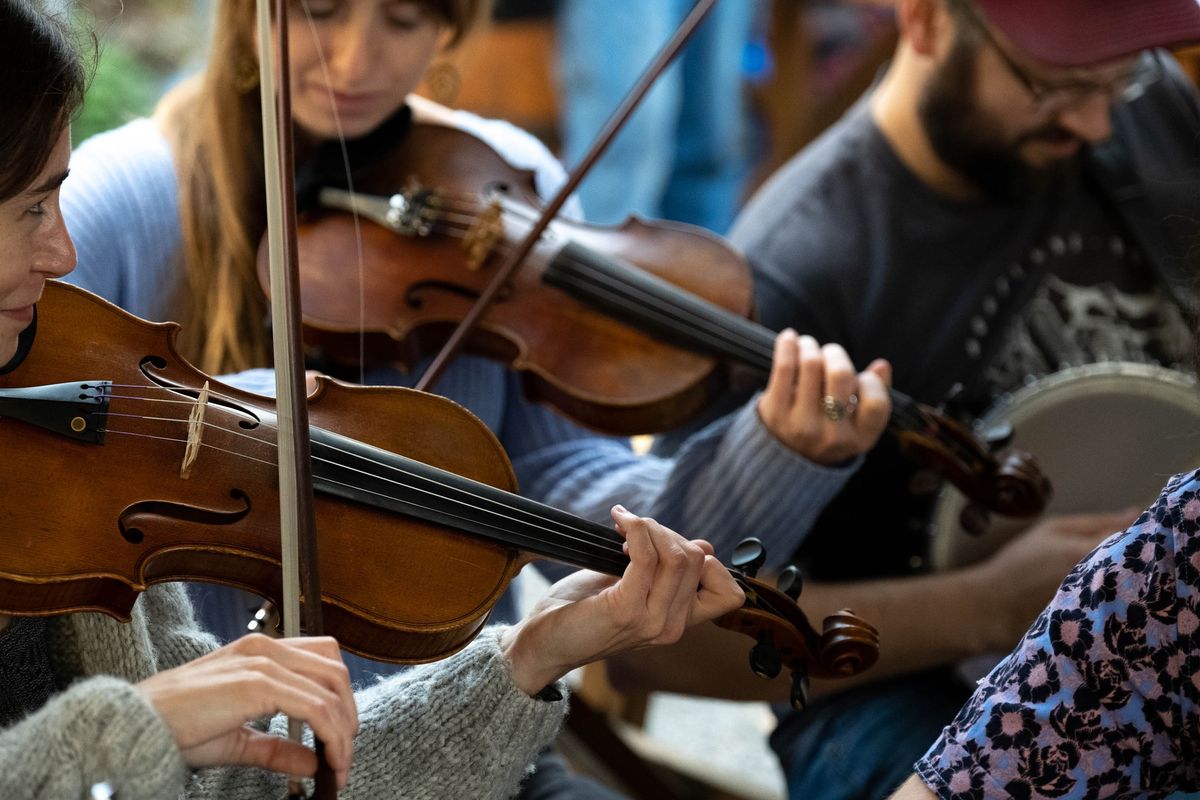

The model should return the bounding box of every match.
[613,504,628,514]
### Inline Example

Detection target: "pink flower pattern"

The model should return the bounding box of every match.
[916,470,1200,799]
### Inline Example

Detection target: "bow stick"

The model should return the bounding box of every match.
[416,0,720,391]
[256,1,336,797]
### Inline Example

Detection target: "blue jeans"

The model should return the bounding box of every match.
[556,0,759,233]
[771,669,971,800]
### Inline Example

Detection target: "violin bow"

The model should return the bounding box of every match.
[256,1,336,797]
[416,0,720,391]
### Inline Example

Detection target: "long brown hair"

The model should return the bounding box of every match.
[0,0,89,202]
[159,0,490,374]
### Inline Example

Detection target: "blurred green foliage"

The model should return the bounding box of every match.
[75,36,163,143]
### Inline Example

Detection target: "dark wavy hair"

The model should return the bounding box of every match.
[0,0,89,202]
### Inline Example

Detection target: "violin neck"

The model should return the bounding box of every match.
[309,427,630,577]
[542,241,921,421]
[543,241,776,375]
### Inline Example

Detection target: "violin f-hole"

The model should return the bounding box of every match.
[404,280,513,310]
[118,488,252,544]
[139,358,263,430]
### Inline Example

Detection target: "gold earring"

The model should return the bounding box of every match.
[234,56,260,94]
[423,60,461,106]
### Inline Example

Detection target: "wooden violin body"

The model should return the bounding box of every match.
[0,283,525,662]
[266,117,755,435]
[0,282,877,690]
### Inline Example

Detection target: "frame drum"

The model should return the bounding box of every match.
[929,362,1200,571]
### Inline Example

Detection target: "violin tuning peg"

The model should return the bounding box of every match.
[732,537,767,579]
[776,565,804,600]
[789,665,810,712]
[748,631,783,680]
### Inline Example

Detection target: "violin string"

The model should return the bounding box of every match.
[101,427,280,468]
[307,432,628,562]
[437,223,966,459]
[399,199,777,369]
[551,255,773,368]
[105,382,974,486]
[98,397,819,622]
[101,421,628,569]
[295,2,370,384]
[374,191,911,438]
[337,193,961,450]
[512,251,969,459]
[99,394,631,564]
[425,212,974,462]
[412,207,766,362]
[101,383,806,575]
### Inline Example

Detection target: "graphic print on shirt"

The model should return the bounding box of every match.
[981,187,1193,398]
[984,219,1190,400]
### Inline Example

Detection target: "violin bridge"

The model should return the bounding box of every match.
[462,199,505,270]
[179,381,209,479]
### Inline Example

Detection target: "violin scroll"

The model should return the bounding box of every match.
[989,447,1054,518]
[893,399,1052,519]
[818,609,881,678]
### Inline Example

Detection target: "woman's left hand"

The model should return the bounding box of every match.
[499,506,744,696]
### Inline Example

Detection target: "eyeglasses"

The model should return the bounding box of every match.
[955,0,1163,113]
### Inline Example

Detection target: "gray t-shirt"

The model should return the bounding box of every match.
[730,96,1194,580]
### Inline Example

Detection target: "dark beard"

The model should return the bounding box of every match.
[918,37,1075,202]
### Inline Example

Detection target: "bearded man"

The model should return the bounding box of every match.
[615,1,1200,797]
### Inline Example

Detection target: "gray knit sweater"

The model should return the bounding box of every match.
[0,584,564,799]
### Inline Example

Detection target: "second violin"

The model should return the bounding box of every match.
[259,114,1050,520]
[267,112,754,436]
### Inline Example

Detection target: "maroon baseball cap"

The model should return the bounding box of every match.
[973,0,1200,67]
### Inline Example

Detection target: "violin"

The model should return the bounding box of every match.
[0,281,879,708]
[258,113,1051,521]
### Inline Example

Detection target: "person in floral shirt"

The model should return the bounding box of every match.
[892,468,1200,799]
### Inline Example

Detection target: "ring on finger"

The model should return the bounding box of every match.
[821,393,858,422]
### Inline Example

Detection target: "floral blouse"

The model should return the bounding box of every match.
[915,470,1200,799]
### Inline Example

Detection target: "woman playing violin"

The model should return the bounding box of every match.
[0,3,747,798]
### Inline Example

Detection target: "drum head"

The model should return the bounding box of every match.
[929,362,1200,570]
